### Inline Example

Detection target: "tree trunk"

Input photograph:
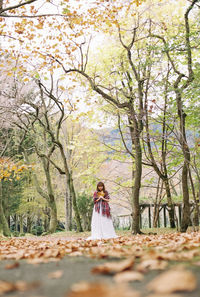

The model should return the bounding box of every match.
[49,197,57,233]
[181,162,191,231]
[14,214,18,231]
[188,168,199,228]
[65,184,71,230]
[7,216,10,228]
[65,182,72,231]
[19,215,23,234]
[0,180,11,236]
[164,178,176,228]
[27,213,32,233]
[131,134,142,234]
[42,158,58,233]
[43,206,50,232]
[176,91,191,232]
[69,174,83,232]
[59,144,82,231]
[153,178,161,228]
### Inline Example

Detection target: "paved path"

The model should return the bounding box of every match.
[0,256,200,297]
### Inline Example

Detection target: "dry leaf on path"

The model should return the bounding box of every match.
[146,293,183,297]
[0,280,16,294]
[15,280,40,291]
[66,281,140,297]
[68,251,83,257]
[0,280,40,295]
[4,262,20,269]
[27,257,60,264]
[137,259,168,272]
[91,257,135,274]
[0,233,200,265]
[48,270,63,279]
[114,271,144,283]
[147,268,197,293]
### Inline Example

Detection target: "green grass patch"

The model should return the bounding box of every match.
[49,228,178,238]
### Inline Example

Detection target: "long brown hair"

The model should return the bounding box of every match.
[96,181,105,192]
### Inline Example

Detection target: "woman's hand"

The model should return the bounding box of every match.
[101,197,109,202]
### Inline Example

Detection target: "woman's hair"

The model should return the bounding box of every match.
[96,181,105,192]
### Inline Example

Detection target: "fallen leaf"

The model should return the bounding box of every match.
[146,293,183,297]
[15,280,40,291]
[114,271,144,283]
[48,270,63,279]
[91,257,135,274]
[66,281,140,297]
[68,251,83,257]
[0,281,16,294]
[137,259,168,272]
[27,257,60,264]
[0,233,200,267]
[4,262,20,269]
[147,268,197,293]
[0,280,40,295]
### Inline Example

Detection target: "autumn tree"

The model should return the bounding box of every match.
[150,0,199,231]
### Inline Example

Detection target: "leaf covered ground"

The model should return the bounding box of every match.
[0,230,200,297]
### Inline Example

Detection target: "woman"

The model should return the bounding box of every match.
[86,182,118,240]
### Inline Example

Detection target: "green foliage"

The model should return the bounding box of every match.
[12,231,20,237]
[76,193,93,231]
[31,226,44,236]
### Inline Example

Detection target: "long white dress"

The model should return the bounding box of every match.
[86,199,118,240]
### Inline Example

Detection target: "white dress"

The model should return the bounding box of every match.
[86,199,118,240]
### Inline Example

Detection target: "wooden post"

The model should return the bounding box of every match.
[158,208,160,228]
[148,206,151,228]
[178,204,182,227]
[163,206,167,227]
[139,212,142,229]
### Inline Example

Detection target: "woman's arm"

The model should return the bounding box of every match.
[101,197,109,202]
[101,191,110,202]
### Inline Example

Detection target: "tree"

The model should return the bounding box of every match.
[150,0,199,231]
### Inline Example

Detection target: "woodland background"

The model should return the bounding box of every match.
[0,0,200,237]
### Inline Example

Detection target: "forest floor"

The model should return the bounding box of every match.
[0,229,200,297]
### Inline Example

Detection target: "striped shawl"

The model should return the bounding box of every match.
[93,190,111,219]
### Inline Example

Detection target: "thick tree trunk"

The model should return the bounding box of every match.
[176,92,191,232]
[181,162,191,231]
[164,179,176,228]
[153,178,162,228]
[188,168,199,228]
[43,206,50,232]
[42,158,58,234]
[19,215,23,234]
[131,134,142,234]
[0,181,11,236]
[14,214,18,231]
[59,145,82,231]
[27,213,32,233]
[69,174,83,232]
[65,185,71,230]
[65,183,72,231]
[49,197,57,233]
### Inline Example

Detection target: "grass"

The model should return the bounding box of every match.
[0,228,179,240]
[49,227,178,238]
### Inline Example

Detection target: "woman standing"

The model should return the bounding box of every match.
[86,182,118,240]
